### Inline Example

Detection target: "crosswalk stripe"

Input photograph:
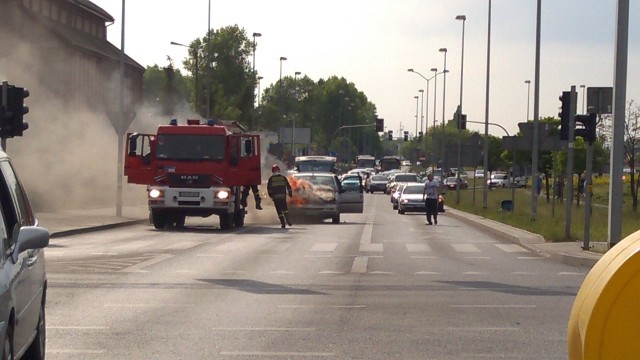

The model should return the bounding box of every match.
[452,244,481,253]
[406,244,431,252]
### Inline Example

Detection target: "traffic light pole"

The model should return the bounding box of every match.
[583,138,594,250]
[564,86,577,240]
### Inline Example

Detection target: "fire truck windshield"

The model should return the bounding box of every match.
[156,134,225,161]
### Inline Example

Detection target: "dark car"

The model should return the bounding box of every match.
[444,176,468,190]
[0,150,50,359]
[365,175,389,193]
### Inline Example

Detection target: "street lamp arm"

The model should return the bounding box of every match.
[466,120,509,137]
[331,124,376,143]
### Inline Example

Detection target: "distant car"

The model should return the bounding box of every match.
[397,183,427,214]
[487,173,510,188]
[444,176,468,190]
[365,174,389,193]
[474,169,485,178]
[386,173,421,194]
[0,150,49,360]
[289,172,363,223]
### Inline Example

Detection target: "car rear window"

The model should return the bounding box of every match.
[395,175,419,182]
[403,185,423,194]
[372,175,387,181]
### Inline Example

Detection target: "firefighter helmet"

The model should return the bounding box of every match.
[272,164,281,173]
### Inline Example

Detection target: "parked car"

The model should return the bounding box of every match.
[365,174,389,193]
[444,176,468,190]
[0,150,49,360]
[487,173,511,188]
[474,169,485,178]
[397,183,427,214]
[289,172,363,223]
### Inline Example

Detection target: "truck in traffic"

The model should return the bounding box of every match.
[124,118,261,230]
[378,155,401,172]
[355,154,376,169]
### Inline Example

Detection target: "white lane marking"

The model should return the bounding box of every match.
[406,244,431,252]
[47,326,109,330]
[270,270,294,274]
[215,242,245,251]
[517,256,543,260]
[411,256,436,259]
[277,305,366,309]
[414,271,441,275]
[119,254,174,273]
[495,244,529,253]
[113,240,155,250]
[310,243,338,252]
[464,256,490,259]
[351,256,368,273]
[104,304,194,307]
[211,327,315,331]
[452,244,481,253]
[451,305,536,308]
[220,352,333,357]
[162,241,201,250]
[359,209,382,252]
[48,350,107,354]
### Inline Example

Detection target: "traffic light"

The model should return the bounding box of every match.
[0,84,29,138]
[403,131,409,141]
[457,114,467,130]
[558,91,571,141]
[418,131,423,141]
[387,130,393,141]
[375,118,384,132]
[575,113,597,144]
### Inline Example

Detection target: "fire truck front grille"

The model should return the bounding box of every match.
[178,200,201,206]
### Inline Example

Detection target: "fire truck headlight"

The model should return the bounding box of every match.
[149,189,163,198]
[216,190,230,200]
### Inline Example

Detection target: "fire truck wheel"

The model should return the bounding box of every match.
[219,213,234,230]
[151,211,168,229]
[233,211,245,227]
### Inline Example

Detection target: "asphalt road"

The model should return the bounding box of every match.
[44,193,588,359]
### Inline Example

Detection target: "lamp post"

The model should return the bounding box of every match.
[482,0,492,209]
[525,80,531,121]
[439,48,448,171]
[580,84,586,114]
[279,57,287,159]
[414,95,419,137]
[407,68,442,168]
[292,71,301,158]
[455,15,466,205]
[418,89,424,135]
[170,41,199,113]
[257,76,263,105]
[251,32,262,130]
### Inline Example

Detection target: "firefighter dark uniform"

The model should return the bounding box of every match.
[267,165,293,228]
[241,185,262,210]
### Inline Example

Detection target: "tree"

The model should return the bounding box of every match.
[624,100,640,211]
[142,59,189,116]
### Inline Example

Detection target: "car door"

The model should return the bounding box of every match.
[338,178,363,213]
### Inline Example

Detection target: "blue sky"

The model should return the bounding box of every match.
[94,0,639,138]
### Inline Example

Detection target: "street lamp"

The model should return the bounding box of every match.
[455,15,466,204]
[439,47,448,171]
[251,32,262,129]
[279,56,287,156]
[407,68,442,167]
[482,0,492,209]
[418,89,424,135]
[171,41,200,113]
[292,71,301,157]
[580,84,586,114]
[414,95,420,137]
[525,80,531,121]
[257,76,263,105]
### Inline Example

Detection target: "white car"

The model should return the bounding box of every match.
[397,183,427,214]
[487,173,510,188]
[474,169,485,178]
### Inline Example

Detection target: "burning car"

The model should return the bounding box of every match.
[288,172,363,223]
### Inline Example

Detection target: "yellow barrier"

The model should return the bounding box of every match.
[567,229,640,359]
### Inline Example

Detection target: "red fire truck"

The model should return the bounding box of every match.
[124,119,261,230]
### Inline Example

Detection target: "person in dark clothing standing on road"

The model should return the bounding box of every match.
[422,173,441,225]
[267,164,293,228]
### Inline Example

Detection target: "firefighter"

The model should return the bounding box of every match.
[241,185,262,210]
[267,164,293,228]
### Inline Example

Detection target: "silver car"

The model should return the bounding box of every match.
[0,151,49,360]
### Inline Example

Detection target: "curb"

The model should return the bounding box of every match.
[50,219,149,238]
[444,207,601,267]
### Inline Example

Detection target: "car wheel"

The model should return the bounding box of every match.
[24,302,45,360]
[3,325,12,360]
